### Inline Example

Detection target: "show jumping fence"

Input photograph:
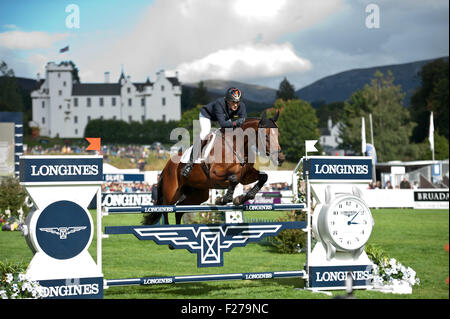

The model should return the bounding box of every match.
[101,203,308,288]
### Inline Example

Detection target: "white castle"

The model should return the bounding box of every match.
[31,61,182,138]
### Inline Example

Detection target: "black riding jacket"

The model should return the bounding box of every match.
[200,98,247,128]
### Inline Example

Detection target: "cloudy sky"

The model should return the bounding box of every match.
[0,0,448,90]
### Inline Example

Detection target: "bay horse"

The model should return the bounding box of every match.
[143,110,285,226]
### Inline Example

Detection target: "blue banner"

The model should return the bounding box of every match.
[20,157,103,183]
[37,277,103,299]
[103,173,145,182]
[305,157,372,181]
[309,265,373,288]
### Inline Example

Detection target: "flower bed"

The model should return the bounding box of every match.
[366,245,420,294]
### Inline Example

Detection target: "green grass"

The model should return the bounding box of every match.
[0,209,448,299]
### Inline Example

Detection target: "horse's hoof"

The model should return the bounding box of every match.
[233,195,245,206]
[215,197,223,205]
[168,244,175,250]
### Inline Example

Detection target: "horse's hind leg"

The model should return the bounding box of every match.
[233,171,268,205]
[215,174,239,205]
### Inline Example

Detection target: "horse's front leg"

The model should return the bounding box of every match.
[215,174,239,205]
[233,171,268,205]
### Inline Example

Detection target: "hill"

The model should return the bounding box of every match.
[295,57,448,106]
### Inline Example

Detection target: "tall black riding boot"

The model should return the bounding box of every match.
[181,150,194,177]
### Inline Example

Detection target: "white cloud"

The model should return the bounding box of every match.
[177,42,311,82]
[2,24,17,30]
[76,0,342,83]
[0,31,69,50]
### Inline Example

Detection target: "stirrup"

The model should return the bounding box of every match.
[181,163,193,177]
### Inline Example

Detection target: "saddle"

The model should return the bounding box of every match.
[180,130,217,164]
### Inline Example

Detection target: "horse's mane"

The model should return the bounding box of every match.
[242,117,277,129]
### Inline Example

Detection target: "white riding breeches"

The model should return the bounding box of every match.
[199,113,211,140]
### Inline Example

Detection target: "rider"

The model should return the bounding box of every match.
[181,87,247,177]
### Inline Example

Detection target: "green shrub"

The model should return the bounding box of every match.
[0,177,29,221]
[271,210,307,254]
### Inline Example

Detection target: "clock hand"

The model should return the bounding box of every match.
[350,212,359,222]
[347,212,359,225]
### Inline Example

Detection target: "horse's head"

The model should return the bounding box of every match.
[257,110,285,166]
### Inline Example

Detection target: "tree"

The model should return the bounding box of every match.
[339,71,416,162]
[60,60,80,83]
[191,81,210,106]
[267,98,321,162]
[410,58,449,141]
[84,119,131,144]
[0,61,24,113]
[276,77,297,101]
[316,101,345,129]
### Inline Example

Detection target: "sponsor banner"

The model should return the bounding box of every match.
[304,157,372,182]
[414,191,449,202]
[103,173,145,182]
[413,190,449,209]
[20,157,102,183]
[102,193,153,207]
[37,277,103,299]
[309,265,373,289]
[245,192,282,204]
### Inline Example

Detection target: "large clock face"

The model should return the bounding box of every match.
[326,197,373,251]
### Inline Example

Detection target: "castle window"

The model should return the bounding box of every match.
[74,98,78,107]
[63,81,66,87]
[58,73,60,78]
[42,101,45,108]
[42,117,45,124]
[75,129,78,135]
[100,97,104,106]
[161,85,164,91]
[128,115,132,122]
[141,115,145,122]
[87,98,91,107]
[74,116,78,124]
[127,87,131,93]
[87,116,91,122]
[162,97,166,106]
[58,90,62,96]
[141,98,145,106]
[112,97,116,106]
[128,98,132,106]
[162,115,166,122]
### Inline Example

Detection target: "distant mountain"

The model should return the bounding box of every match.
[184,79,277,104]
[295,57,448,106]
[183,79,277,115]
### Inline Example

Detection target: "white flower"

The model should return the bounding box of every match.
[6,273,14,283]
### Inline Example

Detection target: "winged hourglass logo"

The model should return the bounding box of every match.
[104,222,305,267]
[39,226,87,239]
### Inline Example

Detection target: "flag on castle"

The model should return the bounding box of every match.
[59,46,69,53]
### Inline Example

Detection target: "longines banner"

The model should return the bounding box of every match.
[304,156,373,182]
[20,156,103,299]
[20,157,103,183]
[102,192,153,207]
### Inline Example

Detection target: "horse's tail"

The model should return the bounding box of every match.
[142,169,164,225]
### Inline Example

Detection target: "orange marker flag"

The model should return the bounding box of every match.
[86,138,101,153]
